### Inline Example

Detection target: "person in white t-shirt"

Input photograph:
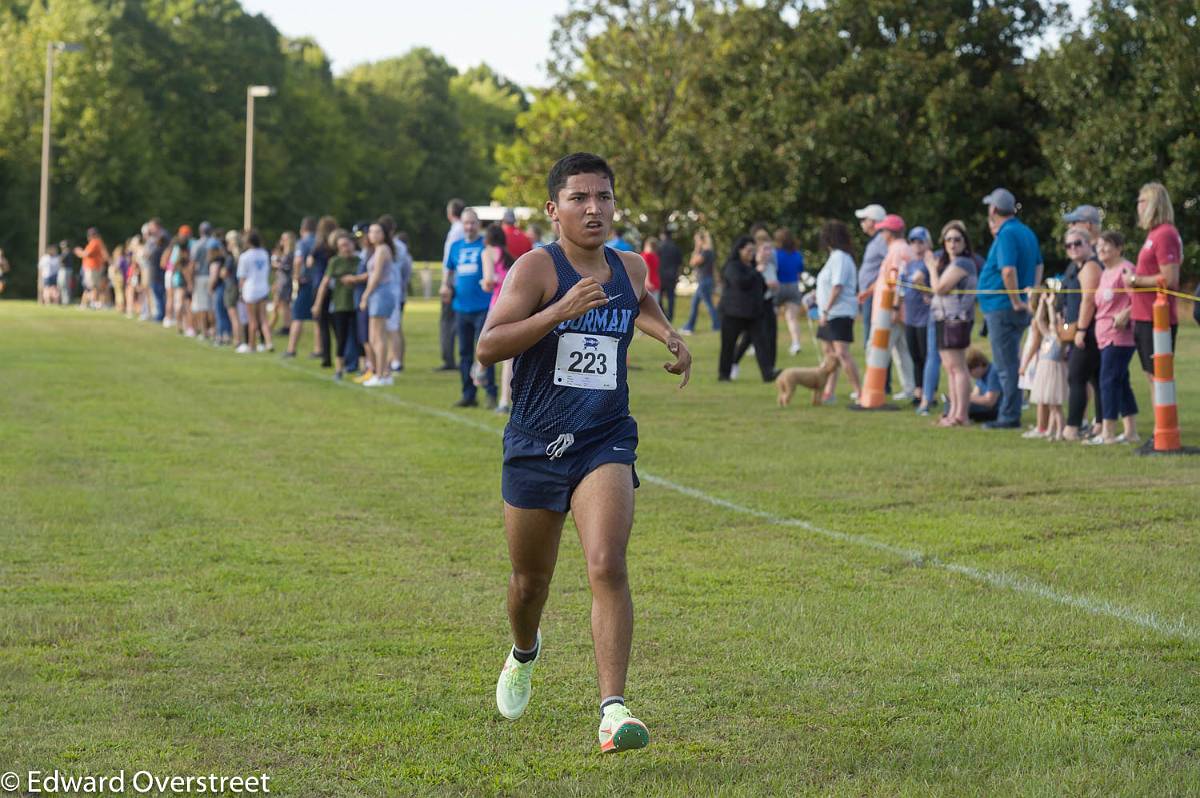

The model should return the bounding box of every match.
[39,245,62,305]
[236,230,273,353]
[815,220,863,403]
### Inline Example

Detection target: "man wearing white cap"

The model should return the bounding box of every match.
[855,203,890,393]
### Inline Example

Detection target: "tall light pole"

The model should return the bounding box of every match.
[243,85,276,232]
[38,41,82,260]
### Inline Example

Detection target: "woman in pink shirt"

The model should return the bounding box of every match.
[1123,182,1182,384]
[1087,230,1139,445]
[482,223,516,413]
[642,237,661,303]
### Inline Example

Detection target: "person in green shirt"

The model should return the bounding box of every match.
[314,231,359,380]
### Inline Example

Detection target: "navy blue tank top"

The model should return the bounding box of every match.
[508,243,640,437]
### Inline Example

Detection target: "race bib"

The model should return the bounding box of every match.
[554,333,617,390]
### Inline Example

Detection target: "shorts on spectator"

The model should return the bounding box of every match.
[191,275,211,312]
[817,316,854,343]
[1133,320,1177,374]
[776,281,804,305]
[82,268,103,290]
[368,289,396,319]
[293,282,315,321]
[274,274,292,304]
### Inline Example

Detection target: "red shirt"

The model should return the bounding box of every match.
[643,251,661,291]
[502,224,532,260]
[1132,223,1182,324]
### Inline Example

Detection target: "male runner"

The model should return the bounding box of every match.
[476,152,691,753]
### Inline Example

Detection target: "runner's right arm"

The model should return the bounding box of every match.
[476,250,607,368]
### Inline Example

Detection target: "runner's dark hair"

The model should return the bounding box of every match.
[547,152,616,202]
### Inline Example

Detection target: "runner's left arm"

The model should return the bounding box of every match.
[621,252,692,389]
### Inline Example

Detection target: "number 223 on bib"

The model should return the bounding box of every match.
[554,332,617,390]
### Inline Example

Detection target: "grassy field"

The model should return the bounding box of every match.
[2,299,1198,797]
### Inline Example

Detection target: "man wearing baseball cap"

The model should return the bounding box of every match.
[855,203,891,394]
[1063,204,1102,242]
[978,187,1044,429]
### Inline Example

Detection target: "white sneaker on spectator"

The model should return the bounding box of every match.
[235,343,250,354]
[362,375,382,387]
[1022,427,1048,439]
[256,343,267,353]
[892,391,912,401]
[730,364,740,380]
[789,343,802,356]
[184,328,196,338]
[379,375,394,386]
[850,391,860,402]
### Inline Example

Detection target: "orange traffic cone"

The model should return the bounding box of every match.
[1138,278,1199,456]
[1151,279,1181,452]
[859,268,897,409]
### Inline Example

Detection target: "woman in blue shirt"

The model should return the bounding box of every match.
[773,227,807,356]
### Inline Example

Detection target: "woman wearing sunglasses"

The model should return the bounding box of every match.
[1062,232,1102,440]
[926,220,978,427]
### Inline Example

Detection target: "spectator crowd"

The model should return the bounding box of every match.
[31,180,1192,444]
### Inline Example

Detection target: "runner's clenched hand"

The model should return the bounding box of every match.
[554,277,608,323]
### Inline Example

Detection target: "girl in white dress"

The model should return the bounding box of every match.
[1022,292,1068,439]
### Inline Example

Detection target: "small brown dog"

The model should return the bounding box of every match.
[775,354,840,406]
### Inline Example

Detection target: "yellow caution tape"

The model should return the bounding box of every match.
[895,280,1195,302]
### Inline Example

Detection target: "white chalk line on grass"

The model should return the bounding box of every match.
[277,359,1200,643]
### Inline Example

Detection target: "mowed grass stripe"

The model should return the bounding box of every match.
[276,351,1200,643]
[3,302,1198,795]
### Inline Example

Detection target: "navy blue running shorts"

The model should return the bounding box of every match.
[502,416,640,513]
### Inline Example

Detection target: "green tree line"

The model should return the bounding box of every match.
[496,0,1200,281]
[5,1,1198,299]
[0,0,525,297]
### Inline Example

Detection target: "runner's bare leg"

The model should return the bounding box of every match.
[504,504,566,651]
[570,462,635,699]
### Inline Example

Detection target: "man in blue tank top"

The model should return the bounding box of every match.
[476,153,691,753]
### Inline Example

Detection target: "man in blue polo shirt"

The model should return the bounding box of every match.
[441,208,497,409]
[978,188,1043,429]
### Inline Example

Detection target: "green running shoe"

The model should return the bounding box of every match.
[598,703,649,753]
[495,629,541,720]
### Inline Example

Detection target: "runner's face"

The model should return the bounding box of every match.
[548,173,614,248]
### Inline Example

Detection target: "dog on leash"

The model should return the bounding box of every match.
[775,354,840,407]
